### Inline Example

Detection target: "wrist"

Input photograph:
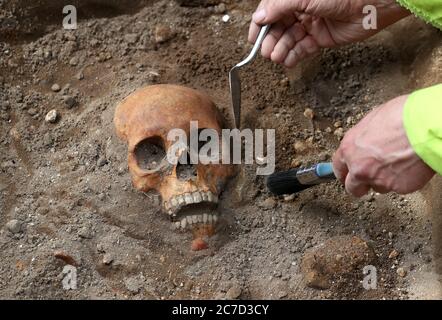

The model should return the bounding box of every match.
[376,0,412,28]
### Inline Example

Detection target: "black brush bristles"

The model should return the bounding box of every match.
[266,168,313,196]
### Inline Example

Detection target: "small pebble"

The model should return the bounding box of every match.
[76,71,84,80]
[69,57,79,66]
[124,33,139,44]
[225,285,242,299]
[45,110,58,123]
[277,290,288,299]
[51,84,61,92]
[154,25,175,44]
[284,194,295,202]
[261,198,276,210]
[291,159,302,167]
[124,276,143,294]
[222,14,230,22]
[334,128,344,138]
[64,96,77,109]
[102,253,114,265]
[27,108,38,116]
[318,152,329,161]
[97,157,108,167]
[148,71,160,83]
[389,249,399,259]
[303,108,315,120]
[396,267,407,278]
[6,219,22,234]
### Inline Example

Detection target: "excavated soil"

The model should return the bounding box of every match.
[0,0,441,299]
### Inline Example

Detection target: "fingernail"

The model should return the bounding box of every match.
[252,9,266,23]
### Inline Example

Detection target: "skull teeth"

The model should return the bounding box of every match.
[172,213,219,231]
[184,193,193,204]
[165,191,219,216]
[193,192,202,203]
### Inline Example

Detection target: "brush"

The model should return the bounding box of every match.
[266,162,336,196]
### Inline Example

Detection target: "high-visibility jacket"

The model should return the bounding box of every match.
[398,0,442,174]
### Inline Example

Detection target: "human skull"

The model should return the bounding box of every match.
[114,84,235,248]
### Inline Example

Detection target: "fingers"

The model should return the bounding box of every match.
[248,0,315,67]
[248,22,261,44]
[248,0,303,45]
[252,0,306,25]
[270,23,304,63]
[248,0,268,43]
[332,150,348,185]
[334,144,371,198]
[345,173,371,197]
[283,35,319,68]
[260,23,286,59]
[260,24,319,67]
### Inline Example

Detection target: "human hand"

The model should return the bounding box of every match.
[332,95,435,197]
[249,0,410,67]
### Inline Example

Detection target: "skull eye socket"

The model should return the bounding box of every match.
[134,137,166,171]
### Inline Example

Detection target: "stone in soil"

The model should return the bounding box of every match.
[64,96,77,109]
[75,71,84,80]
[301,235,376,289]
[303,108,315,120]
[69,57,79,66]
[261,198,276,210]
[45,109,58,123]
[334,127,345,139]
[5,219,22,234]
[124,33,139,44]
[225,284,242,299]
[51,83,61,92]
[102,253,114,265]
[124,275,145,294]
[154,25,175,44]
[389,249,399,259]
[397,267,407,278]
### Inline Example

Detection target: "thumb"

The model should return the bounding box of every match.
[253,0,307,24]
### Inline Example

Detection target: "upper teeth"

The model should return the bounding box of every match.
[165,191,218,215]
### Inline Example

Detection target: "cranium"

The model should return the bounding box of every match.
[114,84,235,250]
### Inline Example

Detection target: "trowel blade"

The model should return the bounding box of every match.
[229,67,241,129]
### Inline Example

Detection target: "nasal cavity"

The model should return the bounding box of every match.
[176,152,197,181]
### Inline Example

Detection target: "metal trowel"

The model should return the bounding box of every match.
[229,24,271,128]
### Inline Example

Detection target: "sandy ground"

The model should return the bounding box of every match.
[1,0,441,299]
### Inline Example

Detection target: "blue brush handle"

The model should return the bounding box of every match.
[266,162,336,195]
[295,162,336,186]
[315,162,335,179]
